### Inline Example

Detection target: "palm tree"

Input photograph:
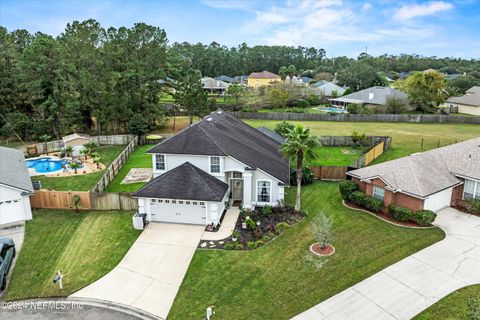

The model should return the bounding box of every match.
[92,153,101,169]
[70,162,80,174]
[279,66,288,82]
[64,145,73,157]
[281,125,319,211]
[287,65,297,85]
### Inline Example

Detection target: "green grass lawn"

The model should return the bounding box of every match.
[6,209,141,300]
[414,285,480,320]
[244,120,480,163]
[106,144,154,192]
[32,145,125,191]
[169,182,444,319]
[311,146,362,166]
[258,107,323,114]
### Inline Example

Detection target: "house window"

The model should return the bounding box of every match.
[233,172,242,178]
[172,200,176,204]
[464,179,480,200]
[179,201,183,204]
[193,201,198,205]
[158,199,163,203]
[155,154,165,171]
[210,157,220,173]
[165,200,170,203]
[186,201,191,205]
[200,202,205,206]
[257,181,271,203]
[151,199,156,203]
[373,186,385,202]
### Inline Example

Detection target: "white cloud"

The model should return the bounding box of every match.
[362,3,372,11]
[393,1,454,20]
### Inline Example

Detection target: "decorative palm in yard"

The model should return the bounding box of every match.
[281,125,319,211]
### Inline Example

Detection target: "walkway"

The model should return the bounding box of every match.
[71,223,204,320]
[201,207,240,241]
[292,207,480,320]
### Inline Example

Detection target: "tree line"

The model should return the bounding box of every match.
[1,19,480,141]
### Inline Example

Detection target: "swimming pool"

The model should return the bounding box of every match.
[26,157,67,174]
[317,107,348,113]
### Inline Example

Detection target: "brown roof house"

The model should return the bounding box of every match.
[347,137,480,212]
[447,86,480,116]
[247,71,281,88]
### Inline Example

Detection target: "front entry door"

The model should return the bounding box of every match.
[231,179,244,200]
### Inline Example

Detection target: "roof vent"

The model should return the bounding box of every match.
[206,117,213,122]
[368,92,374,100]
[217,110,223,115]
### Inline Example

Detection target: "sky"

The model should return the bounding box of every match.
[1,0,480,58]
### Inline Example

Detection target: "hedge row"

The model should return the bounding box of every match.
[388,205,437,226]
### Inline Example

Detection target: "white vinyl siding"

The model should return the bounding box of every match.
[257,180,271,203]
[464,179,480,200]
[373,186,385,202]
[155,154,165,171]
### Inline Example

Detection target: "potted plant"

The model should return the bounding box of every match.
[231,230,240,242]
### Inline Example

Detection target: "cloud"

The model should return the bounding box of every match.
[393,1,454,20]
[200,0,254,11]
[362,3,372,11]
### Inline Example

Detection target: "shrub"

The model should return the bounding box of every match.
[245,217,257,231]
[388,205,412,222]
[276,222,289,233]
[235,243,244,250]
[349,191,367,206]
[262,205,273,217]
[296,99,311,108]
[286,107,306,113]
[224,243,237,250]
[311,212,334,248]
[299,209,309,217]
[339,180,359,200]
[466,199,480,214]
[411,210,437,226]
[347,103,373,114]
[290,167,314,186]
[307,94,321,106]
[247,241,259,250]
[363,197,384,213]
[274,121,294,137]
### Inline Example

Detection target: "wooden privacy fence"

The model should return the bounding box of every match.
[91,136,138,192]
[310,166,349,180]
[30,191,137,211]
[229,111,480,124]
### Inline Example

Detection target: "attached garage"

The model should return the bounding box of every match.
[133,162,229,226]
[424,187,454,212]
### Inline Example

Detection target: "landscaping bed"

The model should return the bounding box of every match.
[198,205,304,250]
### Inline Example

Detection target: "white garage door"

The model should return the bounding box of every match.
[424,187,453,212]
[0,199,24,225]
[149,200,206,225]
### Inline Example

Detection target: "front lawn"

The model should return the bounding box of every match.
[106,144,154,192]
[169,182,444,319]
[311,146,362,166]
[32,145,125,191]
[244,120,480,164]
[6,209,141,300]
[414,285,480,320]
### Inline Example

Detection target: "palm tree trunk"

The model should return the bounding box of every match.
[295,152,303,211]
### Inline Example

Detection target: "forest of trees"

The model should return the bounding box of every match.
[1,19,480,141]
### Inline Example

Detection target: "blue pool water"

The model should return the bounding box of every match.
[318,107,348,113]
[26,157,67,173]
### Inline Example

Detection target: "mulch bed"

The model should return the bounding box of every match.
[344,201,432,228]
[452,204,480,217]
[310,243,335,256]
[198,205,304,250]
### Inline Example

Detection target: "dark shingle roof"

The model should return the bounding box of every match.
[348,137,480,198]
[133,162,228,201]
[329,86,408,106]
[148,112,289,183]
[257,127,285,144]
[0,146,33,192]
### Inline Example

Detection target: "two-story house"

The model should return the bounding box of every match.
[133,111,289,226]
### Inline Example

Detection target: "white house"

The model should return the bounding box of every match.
[447,86,480,116]
[133,111,290,226]
[0,147,34,226]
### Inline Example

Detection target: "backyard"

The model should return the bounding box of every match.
[6,209,141,300]
[106,144,154,192]
[414,285,480,320]
[168,182,444,319]
[244,120,480,163]
[31,145,125,191]
[311,146,362,166]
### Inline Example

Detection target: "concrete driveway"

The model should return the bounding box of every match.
[71,223,204,320]
[292,207,480,320]
[0,222,25,299]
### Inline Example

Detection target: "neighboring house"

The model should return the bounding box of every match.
[247,71,281,88]
[347,137,480,212]
[447,86,480,116]
[231,75,248,85]
[311,82,346,99]
[284,76,304,86]
[330,86,408,109]
[133,111,289,226]
[0,147,34,226]
[201,77,230,94]
[214,75,234,83]
[299,76,313,84]
[311,80,327,88]
[257,127,285,144]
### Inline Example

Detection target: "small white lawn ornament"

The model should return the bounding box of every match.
[206,306,214,320]
[53,270,64,290]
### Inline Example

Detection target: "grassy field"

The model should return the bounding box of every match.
[414,285,480,320]
[258,107,324,114]
[6,209,141,300]
[312,146,362,166]
[169,182,444,319]
[32,145,124,191]
[244,120,480,163]
[106,144,154,192]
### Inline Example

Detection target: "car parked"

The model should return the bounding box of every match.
[0,237,15,292]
